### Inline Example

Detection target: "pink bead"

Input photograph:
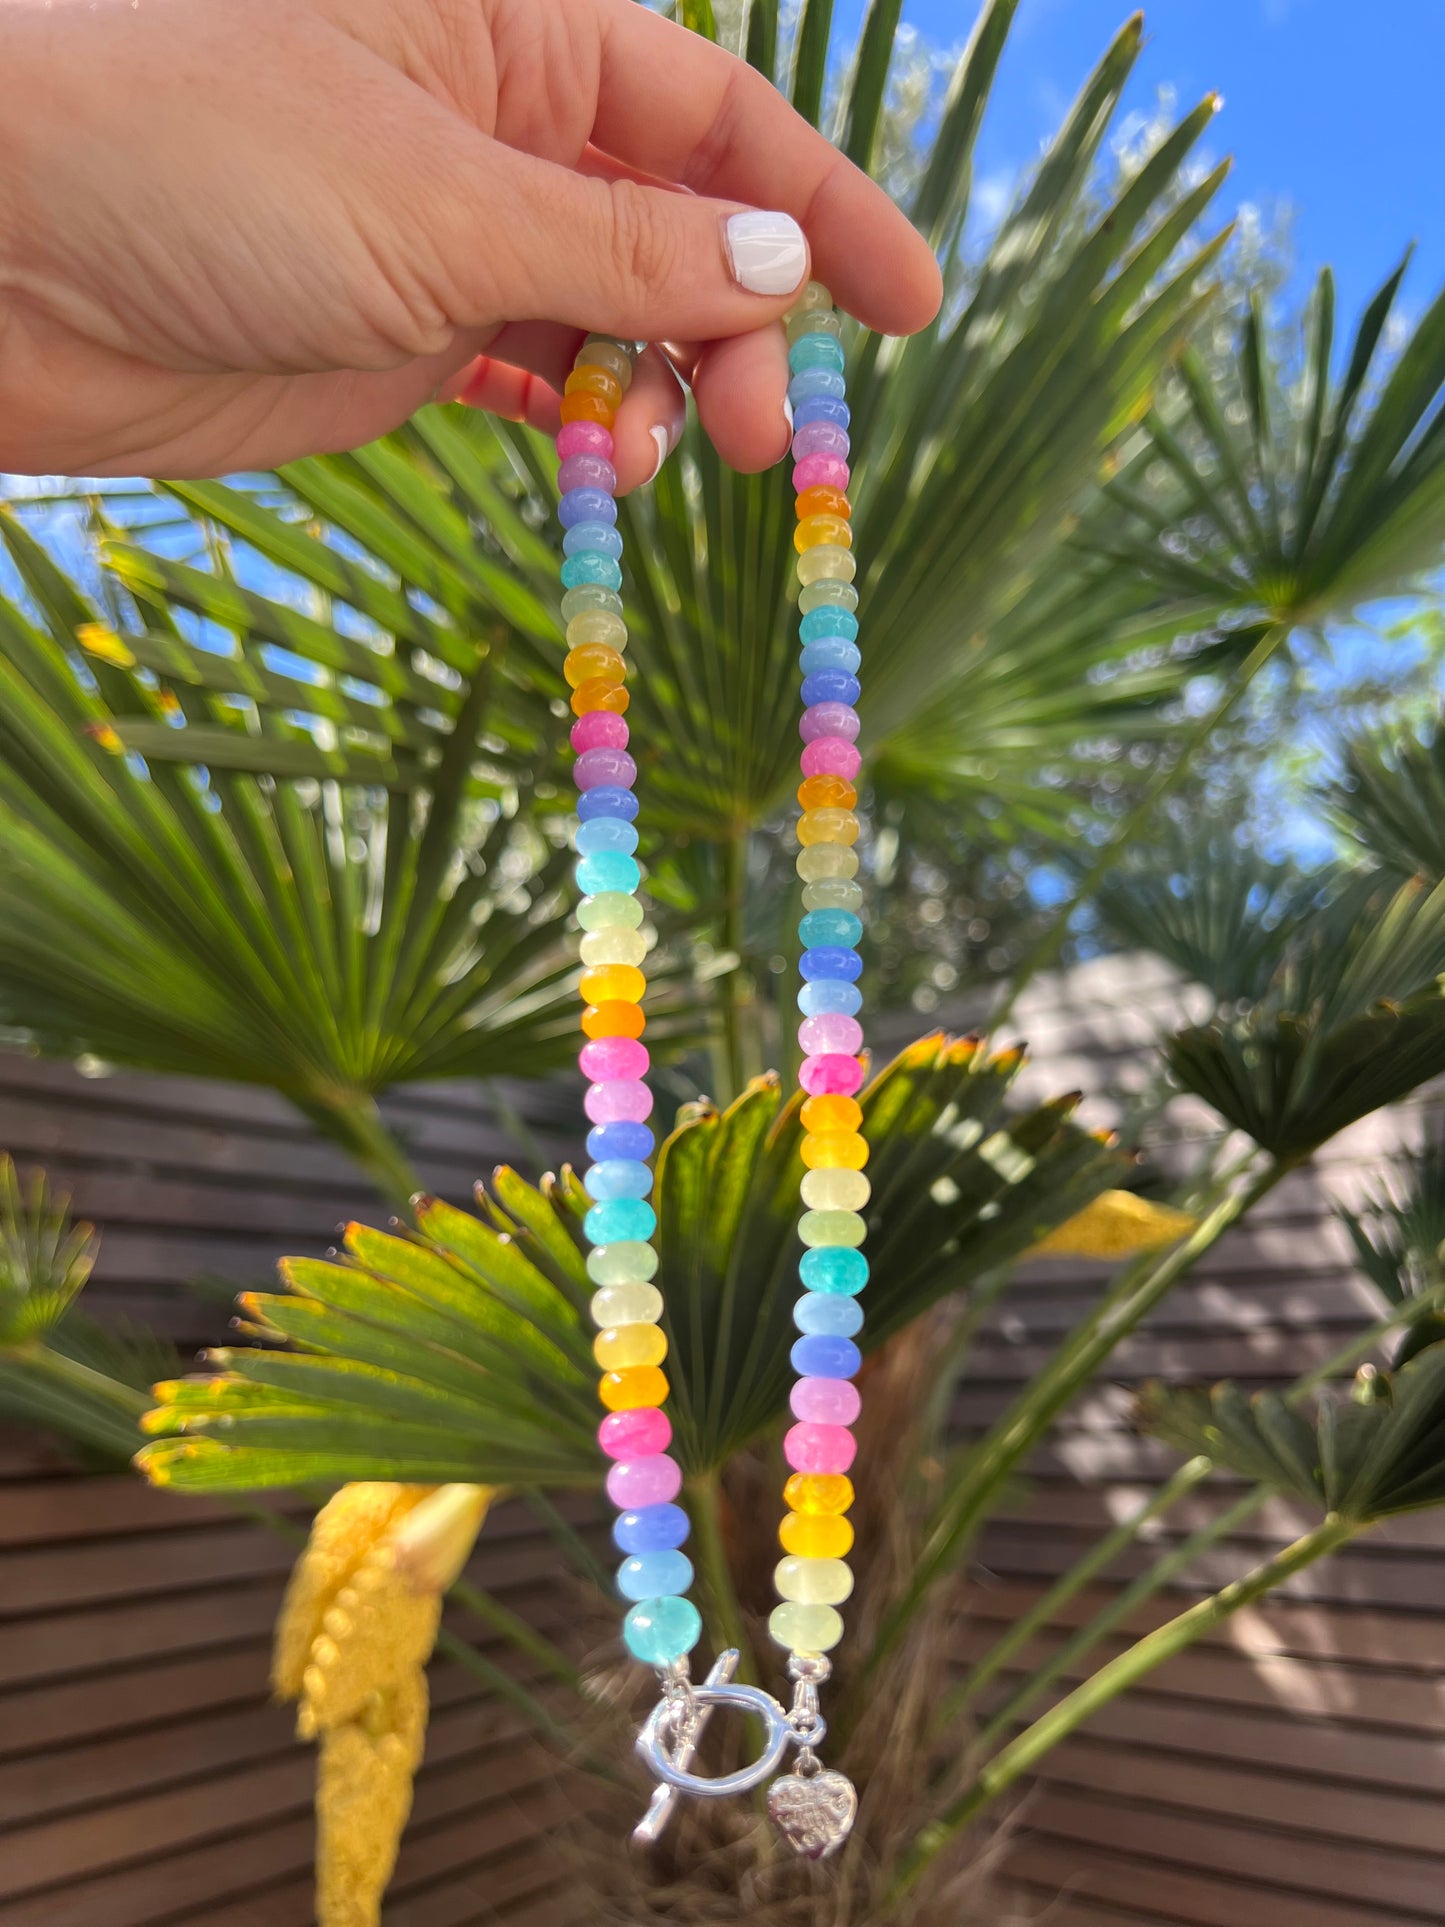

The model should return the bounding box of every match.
[784,1422,857,1474]
[606,1452,683,1508]
[574,748,637,791]
[599,1406,671,1460]
[571,711,629,754]
[800,1053,865,1097]
[799,1013,863,1057]
[556,421,614,461]
[801,738,863,781]
[557,454,618,495]
[794,455,850,493]
[792,421,850,461]
[579,1035,650,1082]
[790,1377,862,1426]
[585,1080,655,1124]
[800,703,860,744]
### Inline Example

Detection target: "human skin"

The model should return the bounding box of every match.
[0,0,941,483]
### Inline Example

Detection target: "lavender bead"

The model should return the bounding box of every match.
[792,421,850,461]
[558,454,618,495]
[800,703,861,745]
[606,1453,682,1509]
[574,748,638,791]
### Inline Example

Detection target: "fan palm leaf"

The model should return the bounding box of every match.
[1328,719,1445,882]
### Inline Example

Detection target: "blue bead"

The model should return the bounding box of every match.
[793,395,850,430]
[584,1158,654,1202]
[563,521,623,558]
[788,334,846,375]
[800,671,861,708]
[624,1595,702,1664]
[800,608,860,643]
[614,1503,690,1554]
[800,1247,869,1295]
[576,818,639,856]
[558,488,617,529]
[577,786,639,823]
[800,910,863,949]
[617,1549,695,1602]
[794,1291,865,1338]
[585,1198,656,1245]
[798,979,862,1017]
[791,1333,862,1380]
[560,553,623,591]
[800,945,863,983]
[800,639,861,679]
[575,852,640,896]
[788,368,847,405]
[588,1121,655,1164]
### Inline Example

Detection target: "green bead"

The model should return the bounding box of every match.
[802,879,864,913]
[786,307,843,345]
[590,1281,664,1326]
[799,1210,867,1249]
[774,1556,854,1606]
[798,580,859,615]
[768,1601,844,1655]
[578,892,644,931]
[796,545,857,587]
[797,844,859,882]
[624,1594,702,1665]
[587,1242,660,1287]
[580,927,649,967]
[800,1168,871,1212]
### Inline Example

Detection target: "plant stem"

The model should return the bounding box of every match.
[689,1468,758,1681]
[433,1625,618,1781]
[714,830,755,1106]
[297,1088,424,1218]
[895,1514,1359,1896]
[449,1576,585,1694]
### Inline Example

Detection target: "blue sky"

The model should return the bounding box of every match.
[844,0,1445,325]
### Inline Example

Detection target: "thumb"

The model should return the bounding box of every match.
[450,137,812,343]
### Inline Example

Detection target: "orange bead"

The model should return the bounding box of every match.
[796,485,851,522]
[780,1510,855,1558]
[571,679,629,716]
[564,645,625,690]
[559,393,616,427]
[798,773,857,811]
[599,1365,669,1411]
[580,964,646,1005]
[801,1131,869,1171]
[801,1094,863,1135]
[582,1000,647,1040]
[783,1472,854,1516]
[564,366,624,409]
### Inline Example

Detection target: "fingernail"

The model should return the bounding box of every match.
[725,209,808,296]
[783,395,794,432]
[645,423,671,483]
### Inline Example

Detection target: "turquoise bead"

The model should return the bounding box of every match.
[617,1549,695,1601]
[560,553,623,591]
[799,1246,869,1294]
[562,521,623,558]
[576,818,639,856]
[584,1158,654,1202]
[794,1291,864,1337]
[800,608,859,643]
[585,1198,656,1245]
[624,1594,703,1664]
[789,334,846,375]
[576,851,641,896]
[799,909,863,948]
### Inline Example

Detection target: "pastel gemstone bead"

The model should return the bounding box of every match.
[802,1130,868,1169]
[562,583,624,622]
[780,1510,854,1558]
[794,460,851,497]
[800,738,861,781]
[584,1083,654,1129]
[793,1291,865,1337]
[800,607,859,643]
[577,786,639,822]
[556,421,614,460]
[800,1056,865,1099]
[625,1594,702,1664]
[801,1168,870,1214]
[788,368,847,405]
[795,514,852,556]
[579,963,646,1001]
[784,1472,854,1515]
[579,928,648,968]
[566,612,628,656]
[790,1376,862,1425]
[792,1333,862,1379]
[801,671,861,708]
[792,421,850,460]
[580,336,636,391]
[582,999,646,1039]
[797,807,860,846]
[561,554,623,591]
[565,364,624,409]
[595,1324,668,1373]
[583,1155,654,1201]
[800,640,861,678]
[800,703,860,745]
[800,945,863,983]
[618,1550,695,1601]
[589,1279,664,1323]
[801,1093,863,1133]
[799,1205,866,1246]
[797,843,859,882]
[574,748,637,792]
[775,1556,854,1605]
[798,1013,864,1058]
[769,1602,844,1655]
[599,1365,669,1412]
[799,909,863,948]
[798,979,862,1018]
[799,579,859,614]
[606,1452,682,1508]
[793,395,851,430]
[564,523,624,559]
[572,715,631,760]
[784,1422,857,1474]
[575,852,641,896]
[584,1196,656,1242]
[788,334,845,374]
[786,305,843,343]
[558,488,617,529]
[587,1120,654,1162]
[799,1246,869,1294]
[803,880,864,915]
[598,1405,671,1459]
[797,483,851,522]
[579,1036,650,1083]
[614,1502,689,1554]
[557,454,618,495]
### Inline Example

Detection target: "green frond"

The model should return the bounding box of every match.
[1328,719,1445,881]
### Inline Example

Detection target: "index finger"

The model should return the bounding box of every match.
[588,0,941,338]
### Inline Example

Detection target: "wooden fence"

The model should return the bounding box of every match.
[1,954,1441,1925]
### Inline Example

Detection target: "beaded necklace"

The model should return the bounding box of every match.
[556,282,864,1860]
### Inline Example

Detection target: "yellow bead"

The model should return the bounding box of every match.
[598,1365,669,1411]
[566,611,628,652]
[800,1167,871,1212]
[796,844,859,882]
[783,1472,853,1515]
[782,280,834,323]
[775,1556,854,1605]
[797,809,860,848]
[802,1132,869,1172]
[590,1283,663,1326]
[779,1511,854,1558]
[579,965,646,1004]
[594,1323,668,1371]
[565,645,625,690]
[579,336,635,392]
[796,545,857,587]
[768,1601,844,1655]
[564,365,624,409]
[579,927,648,968]
[794,514,853,554]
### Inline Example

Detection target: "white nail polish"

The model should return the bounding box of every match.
[646,424,671,483]
[725,209,808,296]
[783,395,795,431]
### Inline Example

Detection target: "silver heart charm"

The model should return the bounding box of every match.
[767,1767,857,1860]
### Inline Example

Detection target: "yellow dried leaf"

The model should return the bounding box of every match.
[75,621,136,668]
[1031,1190,1197,1259]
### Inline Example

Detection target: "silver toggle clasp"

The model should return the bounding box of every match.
[633,1649,796,1845]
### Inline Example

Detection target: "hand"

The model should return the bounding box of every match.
[0,0,940,481]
